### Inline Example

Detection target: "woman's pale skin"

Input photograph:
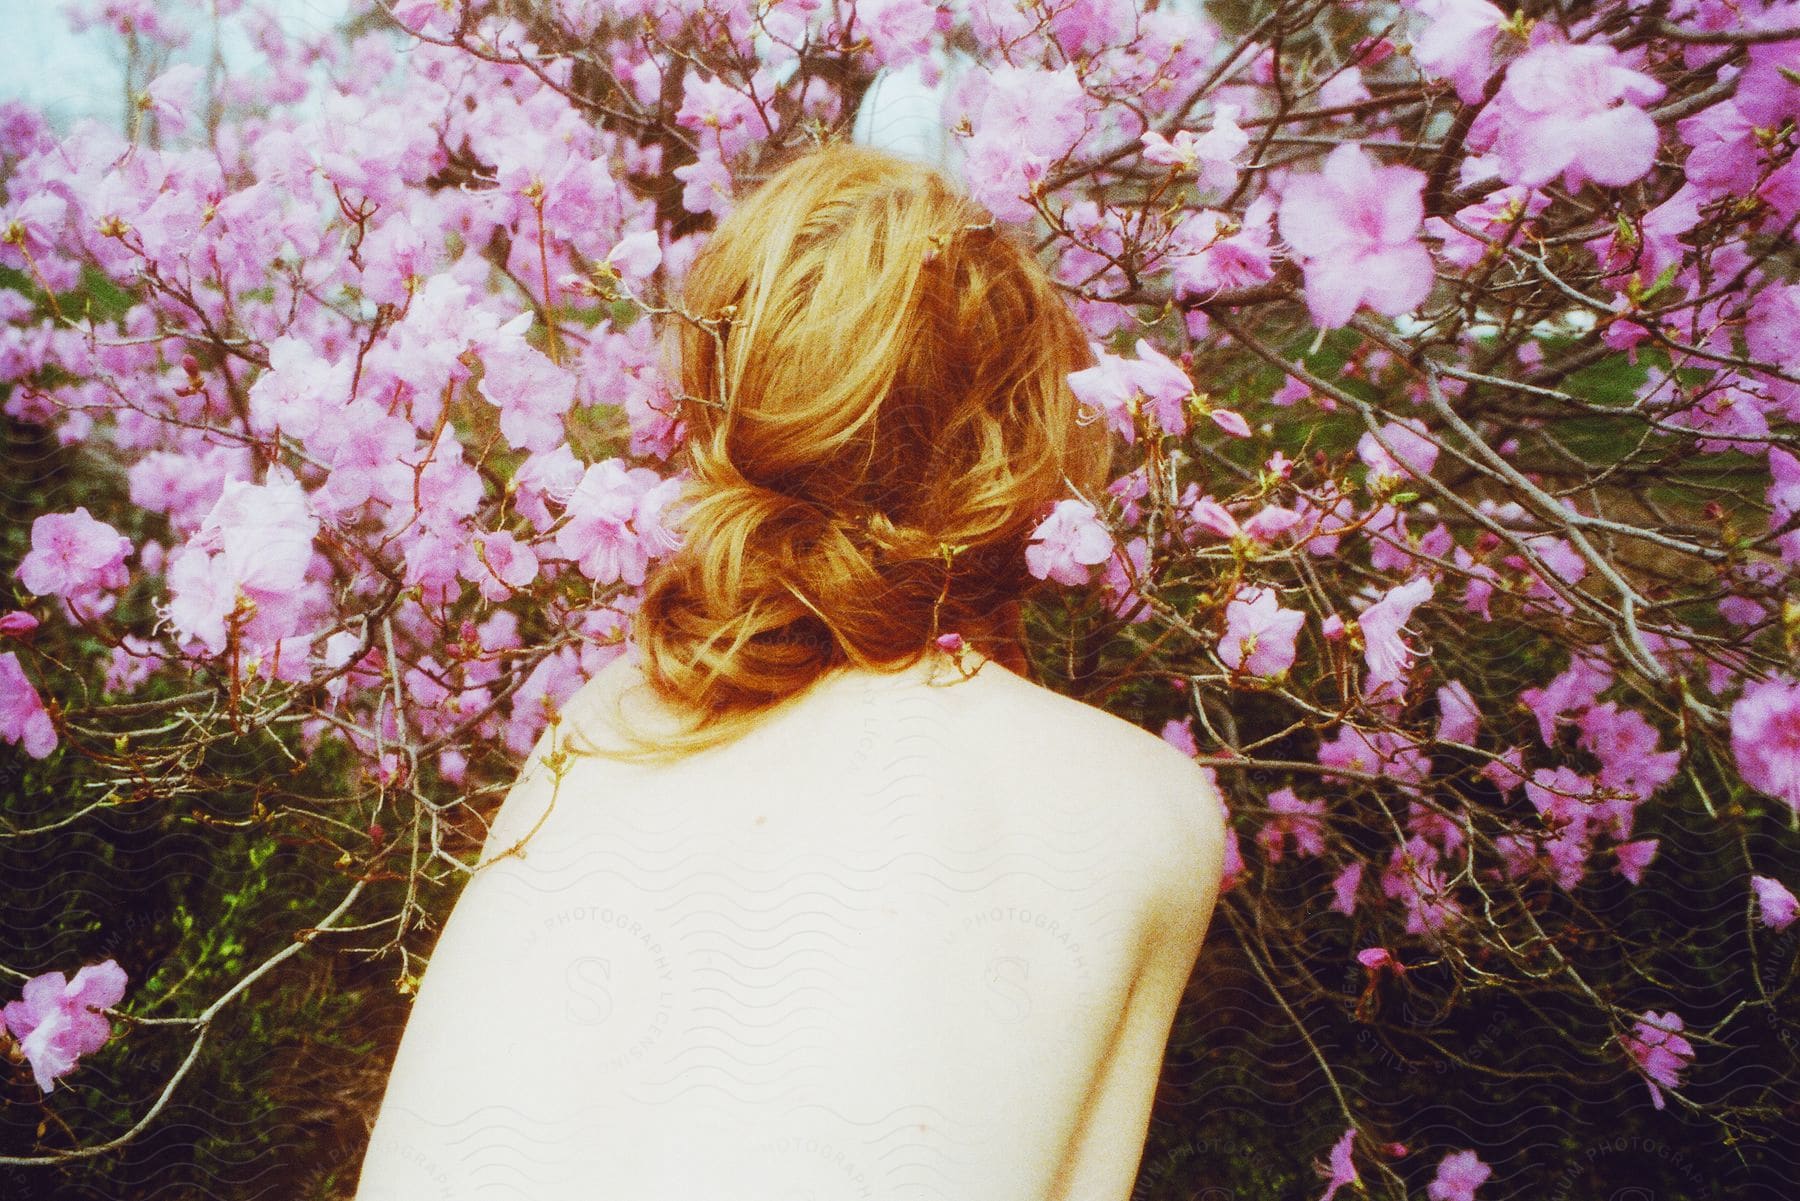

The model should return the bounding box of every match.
[355,641,1226,1201]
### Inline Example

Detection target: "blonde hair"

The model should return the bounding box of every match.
[579,140,1113,765]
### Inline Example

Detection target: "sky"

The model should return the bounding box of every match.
[0,0,357,131]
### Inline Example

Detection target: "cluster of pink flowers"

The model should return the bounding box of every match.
[17,507,132,621]
[1066,340,1254,445]
[1,960,128,1093]
[1316,1129,1491,1201]
[1730,676,1800,813]
[1620,1009,1697,1111]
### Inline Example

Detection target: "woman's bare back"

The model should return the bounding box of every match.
[355,649,1224,1201]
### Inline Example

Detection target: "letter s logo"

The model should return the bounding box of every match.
[566,956,614,1026]
[984,955,1032,1023]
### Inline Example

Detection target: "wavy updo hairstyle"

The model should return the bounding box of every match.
[596,140,1112,763]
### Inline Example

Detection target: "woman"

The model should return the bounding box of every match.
[355,142,1226,1201]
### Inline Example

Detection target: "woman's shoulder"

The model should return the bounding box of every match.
[988,671,1228,914]
[556,648,693,752]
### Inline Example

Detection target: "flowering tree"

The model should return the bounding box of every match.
[2,0,1798,1196]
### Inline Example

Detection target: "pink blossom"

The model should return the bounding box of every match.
[634,474,687,561]
[1357,946,1403,974]
[1520,654,1614,746]
[1410,0,1507,104]
[1182,488,1301,545]
[1330,862,1364,915]
[1356,575,1435,697]
[1244,506,1302,541]
[1425,185,1552,269]
[1451,545,1499,619]
[511,444,586,533]
[1382,833,1464,933]
[0,191,67,275]
[163,471,319,657]
[1576,702,1680,802]
[1435,680,1481,744]
[1219,822,1246,893]
[1140,103,1246,191]
[1474,41,1667,192]
[1317,1126,1359,1201]
[1357,418,1439,486]
[1187,107,1251,186]
[1614,838,1660,886]
[1747,284,1800,378]
[0,651,57,759]
[1099,535,1151,623]
[1117,6,1216,105]
[461,530,540,601]
[1069,339,1193,439]
[1209,408,1253,438]
[1678,98,1761,194]
[1220,586,1305,678]
[104,633,160,696]
[1620,1009,1695,1111]
[1,959,128,1093]
[1484,745,1527,795]
[142,63,204,134]
[1318,66,1370,111]
[675,73,772,159]
[0,610,40,637]
[674,150,734,218]
[554,459,664,586]
[1760,157,1800,223]
[1267,379,1310,408]
[1730,675,1800,814]
[605,229,662,284]
[17,507,132,611]
[1277,143,1435,328]
[1319,725,1430,789]
[314,397,418,513]
[1160,717,1198,757]
[1295,486,1356,555]
[1732,15,1800,129]
[1364,503,1415,575]
[1751,875,1798,932]
[1623,182,1704,289]
[203,473,318,594]
[1185,498,1237,542]
[954,64,1089,223]
[1258,787,1326,862]
[1408,798,1465,855]
[358,211,434,306]
[1525,764,1597,828]
[390,0,458,35]
[1026,499,1114,586]
[856,0,940,75]
[1427,1149,1492,1201]
[1504,532,1591,612]
[1067,352,1138,442]
[247,336,350,440]
[1123,340,1195,439]
[1720,594,1768,627]
[1767,447,1800,529]
[1519,770,1605,893]
[477,318,578,453]
[1169,201,1277,301]
[623,375,684,462]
